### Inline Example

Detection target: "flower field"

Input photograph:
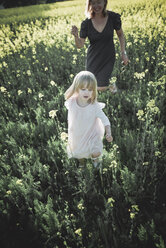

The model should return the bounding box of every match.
[0,0,166,247]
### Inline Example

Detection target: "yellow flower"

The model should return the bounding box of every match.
[102,168,108,174]
[107,197,115,207]
[109,160,117,168]
[27,70,31,76]
[131,205,139,212]
[134,72,145,80]
[50,80,57,86]
[155,151,161,157]
[6,190,12,195]
[0,86,7,93]
[28,88,32,94]
[110,77,117,84]
[69,74,74,79]
[75,228,82,236]
[146,99,155,108]
[113,144,119,149]
[77,203,84,210]
[60,132,68,141]
[143,162,149,166]
[2,61,8,67]
[136,110,145,121]
[130,213,135,219]
[146,100,160,114]
[49,110,58,118]
[18,90,23,95]
[130,205,139,219]
[38,93,44,99]
[137,109,144,116]
[16,179,23,185]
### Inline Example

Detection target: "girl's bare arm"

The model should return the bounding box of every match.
[105,125,113,142]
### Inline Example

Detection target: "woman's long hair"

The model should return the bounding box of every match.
[64,71,97,103]
[85,0,108,19]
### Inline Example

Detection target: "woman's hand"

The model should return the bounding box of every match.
[71,26,85,48]
[121,52,129,65]
[71,25,78,37]
[116,28,129,66]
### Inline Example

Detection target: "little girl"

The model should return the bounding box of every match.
[64,71,113,167]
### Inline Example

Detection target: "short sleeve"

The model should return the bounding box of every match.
[80,19,88,38]
[111,12,121,31]
[98,102,105,109]
[64,98,72,110]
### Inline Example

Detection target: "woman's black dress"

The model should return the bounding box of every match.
[80,11,121,87]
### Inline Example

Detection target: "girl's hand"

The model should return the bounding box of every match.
[106,133,113,142]
[71,25,78,37]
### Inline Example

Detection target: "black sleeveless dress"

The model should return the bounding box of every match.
[80,11,121,87]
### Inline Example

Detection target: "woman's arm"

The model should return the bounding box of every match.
[116,28,129,65]
[71,25,85,49]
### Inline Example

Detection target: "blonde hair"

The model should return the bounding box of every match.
[65,71,97,103]
[85,0,108,19]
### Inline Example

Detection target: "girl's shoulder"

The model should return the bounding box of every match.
[93,101,106,110]
[64,96,76,109]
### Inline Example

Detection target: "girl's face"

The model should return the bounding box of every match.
[90,0,105,15]
[78,86,93,103]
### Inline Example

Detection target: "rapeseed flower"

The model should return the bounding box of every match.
[50,80,57,86]
[49,110,58,118]
[6,190,12,195]
[0,86,7,93]
[77,202,84,210]
[28,88,32,94]
[60,132,68,141]
[38,93,44,99]
[18,90,23,95]
[16,179,23,185]
[136,110,145,121]
[75,228,82,236]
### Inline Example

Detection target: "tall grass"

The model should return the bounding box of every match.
[0,0,166,247]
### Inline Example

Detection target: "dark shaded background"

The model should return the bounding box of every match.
[0,0,66,9]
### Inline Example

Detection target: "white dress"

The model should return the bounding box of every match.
[65,96,111,159]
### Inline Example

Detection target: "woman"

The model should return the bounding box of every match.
[71,0,129,92]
